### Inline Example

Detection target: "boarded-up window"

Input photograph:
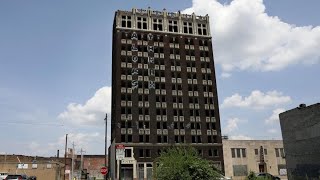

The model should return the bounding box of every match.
[278,164,287,175]
[233,165,248,176]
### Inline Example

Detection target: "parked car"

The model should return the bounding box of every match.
[256,173,280,180]
[5,175,28,180]
[27,176,36,180]
[0,172,8,180]
[219,174,232,180]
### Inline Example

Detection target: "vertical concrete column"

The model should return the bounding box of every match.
[144,163,147,179]
[117,160,120,180]
[133,161,137,179]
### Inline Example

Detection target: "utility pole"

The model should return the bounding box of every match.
[80,148,86,170]
[71,142,75,180]
[64,134,68,180]
[104,113,108,180]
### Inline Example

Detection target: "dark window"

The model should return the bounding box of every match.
[146,149,151,158]
[231,148,235,158]
[208,136,212,143]
[275,148,279,157]
[125,149,132,157]
[197,136,202,143]
[242,149,246,158]
[174,122,178,129]
[139,149,144,157]
[181,136,185,143]
[192,136,196,143]
[255,149,258,155]
[163,136,168,143]
[214,149,219,157]
[236,148,241,158]
[180,122,184,129]
[175,136,179,143]
[139,135,143,142]
[157,136,161,143]
[264,149,268,155]
[145,135,149,143]
[163,122,167,129]
[121,135,125,142]
[128,135,132,142]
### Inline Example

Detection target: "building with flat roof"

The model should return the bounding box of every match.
[279,103,320,180]
[223,139,287,180]
[110,8,223,180]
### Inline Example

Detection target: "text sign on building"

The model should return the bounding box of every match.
[121,160,135,164]
[116,144,125,160]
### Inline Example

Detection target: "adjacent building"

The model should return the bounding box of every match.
[223,139,287,180]
[110,8,223,180]
[0,154,65,180]
[279,103,320,179]
[0,154,106,180]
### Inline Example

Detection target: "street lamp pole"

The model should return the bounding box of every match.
[64,134,68,180]
[104,113,108,180]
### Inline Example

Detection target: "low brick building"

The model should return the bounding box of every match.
[0,155,67,180]
[0,154,107,180]
[74,155,106,180]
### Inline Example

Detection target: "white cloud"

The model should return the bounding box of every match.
[58,86,111,126]
[221,90,291,109]
[46,132,106,157]
[223,118,241,134]
[183,0,320,74]
[267,128,278,134]
[229,135,253,140]
[221,72,232,78]
[265,108,286,124]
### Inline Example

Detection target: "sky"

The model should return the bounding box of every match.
[0,0,319,157]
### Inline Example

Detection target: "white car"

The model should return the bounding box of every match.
[0,172,8,180]
[219,174,232,180]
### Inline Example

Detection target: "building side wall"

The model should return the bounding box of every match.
[280,103,320,179]
[0,162,63,180]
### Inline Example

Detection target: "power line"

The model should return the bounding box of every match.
[0,122,64,126]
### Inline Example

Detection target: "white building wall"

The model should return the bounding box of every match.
[223,140,287,180]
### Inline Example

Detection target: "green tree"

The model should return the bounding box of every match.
[154,146,222,180]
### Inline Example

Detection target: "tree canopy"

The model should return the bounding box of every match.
[154,146,222,180]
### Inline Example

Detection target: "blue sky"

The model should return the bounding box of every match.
[0,0,319,156]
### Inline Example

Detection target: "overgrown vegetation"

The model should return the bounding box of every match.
[154,146,222,180]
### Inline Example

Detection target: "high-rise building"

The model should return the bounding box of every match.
[110,8,223,180]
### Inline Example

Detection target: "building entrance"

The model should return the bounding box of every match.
[120,164,133,180]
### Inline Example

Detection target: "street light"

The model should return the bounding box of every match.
[64,134,68,180]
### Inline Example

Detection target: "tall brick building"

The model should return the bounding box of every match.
[110,8,223,180]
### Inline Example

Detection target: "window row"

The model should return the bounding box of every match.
[231,148,247,158]
[120,33,210,47]
[121,16,208,35]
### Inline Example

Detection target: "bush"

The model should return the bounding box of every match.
[154,146,222,180]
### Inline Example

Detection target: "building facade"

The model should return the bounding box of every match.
[111,8,223,180]
[279,103,320,180]
[223,140,287,180]
[0,155,65,180]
